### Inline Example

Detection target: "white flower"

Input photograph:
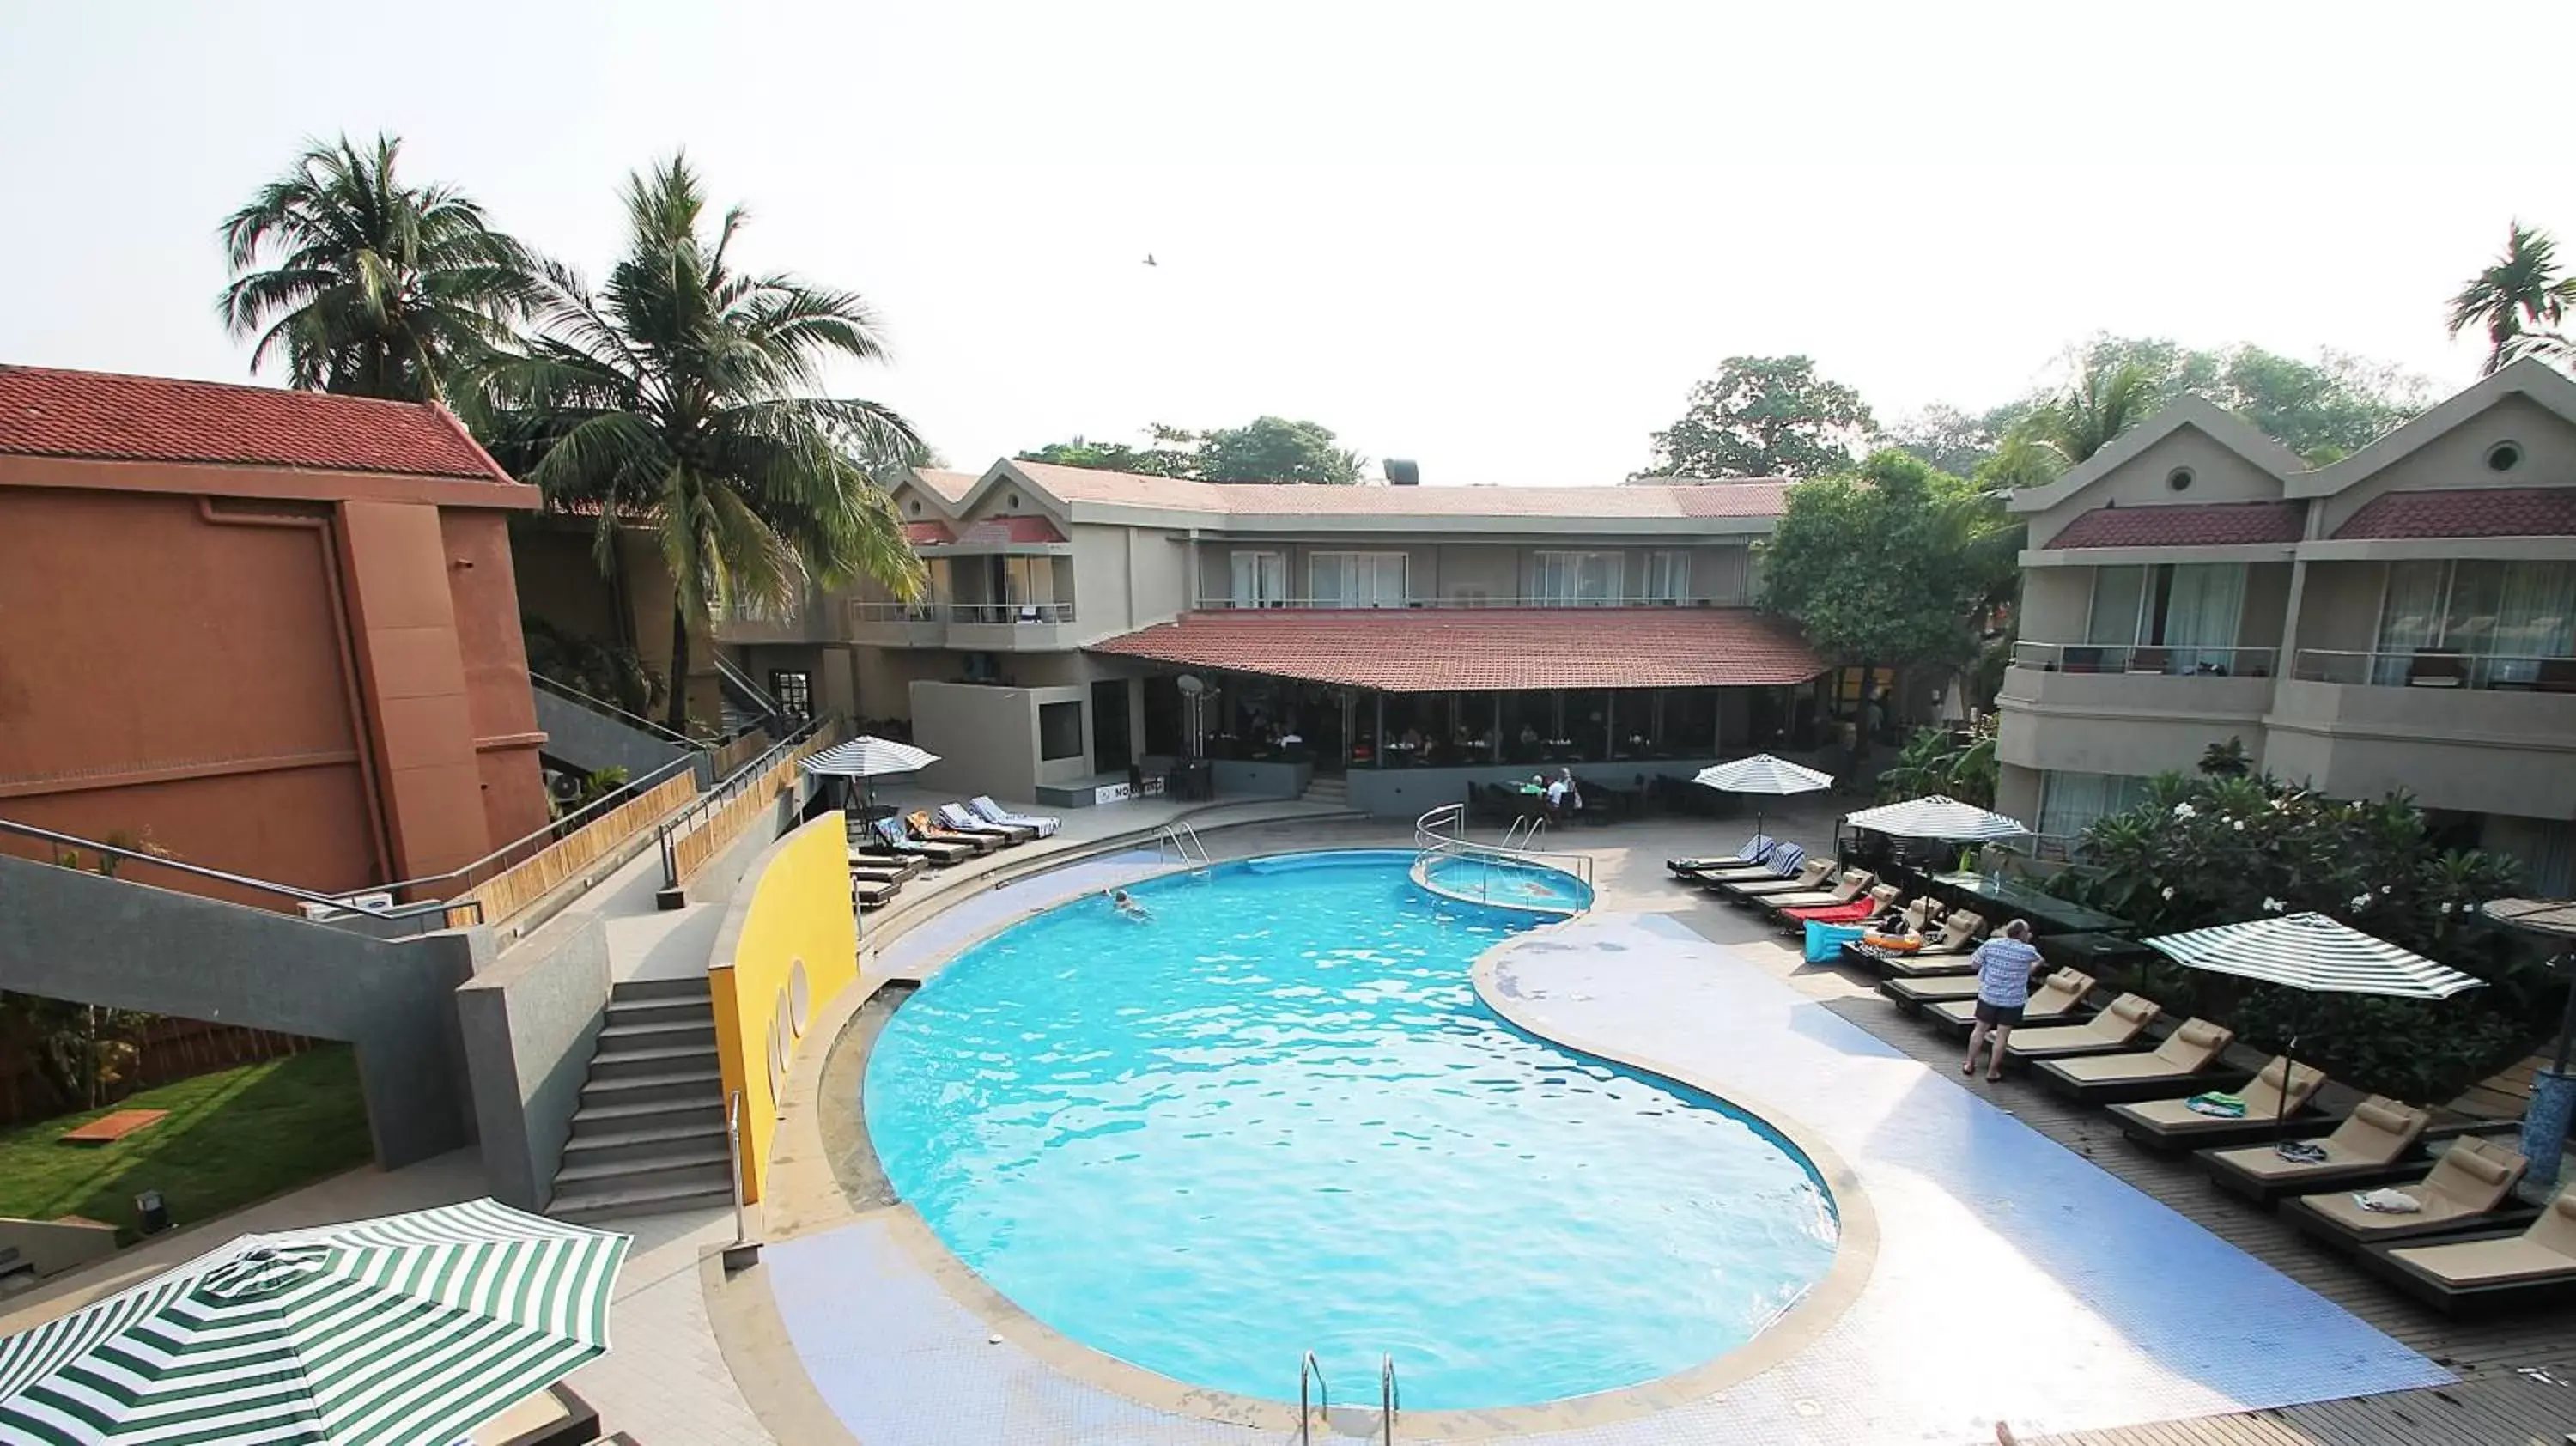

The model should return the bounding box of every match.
[2262,896,2286,913]
[2172,803,2197,820]
[2381,884,2393,895]
[2160,885,2176,901]
[2440,901,2455,914]
[2350,893,2372,911]
[2232,819,2246,832]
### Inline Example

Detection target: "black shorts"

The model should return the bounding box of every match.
[1974,999,2026,1027]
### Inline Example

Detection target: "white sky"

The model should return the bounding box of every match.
[3,2,2568,483]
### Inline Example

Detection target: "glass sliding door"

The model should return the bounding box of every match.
[2161,563,2247,673]
[1229,550,1286,609]
[1309,551,1407,608]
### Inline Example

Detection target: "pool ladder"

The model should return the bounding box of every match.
[1297,1352,1397,1444]
[1501,815,1548,853]
[1157,820,1212,877]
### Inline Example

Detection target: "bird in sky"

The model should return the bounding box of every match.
[1143,253,1157,267]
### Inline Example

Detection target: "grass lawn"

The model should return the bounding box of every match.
[0,1047,373,1242]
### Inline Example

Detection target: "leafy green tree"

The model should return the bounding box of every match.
[2449,222,2576,374]
[1757,450,2018,756]
[218,134,535,405]
[483,155,925,730]
[1647,355,1875,478]
[1877,717,1998,806]
[1018,416,1364,483]
[1876,404,1998,477]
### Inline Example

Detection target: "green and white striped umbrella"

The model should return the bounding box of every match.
[0,1198,628,1446]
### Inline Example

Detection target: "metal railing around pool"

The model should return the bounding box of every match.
[1298,1352,1327,1444]
[1380,1353,1399,1443]
[1155,820,1211,876]
[1413,804,1594,909]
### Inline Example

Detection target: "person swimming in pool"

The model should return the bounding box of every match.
[1108,888,1151,920]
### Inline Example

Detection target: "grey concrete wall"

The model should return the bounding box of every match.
[2316,393,2576,535]
[453,917,610,1212]
[1345,757,1729,819]
[912,681,1041,800]
[532,686,695,784]
[1211,759,1312,799]
[0,854,481,1168]
[2024,426,2287,548]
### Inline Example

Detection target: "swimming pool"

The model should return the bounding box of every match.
[1413,849,1593,914]
[863,850,1838,1411]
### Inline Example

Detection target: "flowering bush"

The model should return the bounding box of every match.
[2044,765,2558,1103]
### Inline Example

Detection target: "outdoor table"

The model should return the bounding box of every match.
[1928,872,2125,936]
[2038,930,2154,974]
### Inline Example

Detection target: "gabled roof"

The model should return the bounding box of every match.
[1089,607,1825,691]
[975,458,1794,522]
[907,468,981,503]
[2047,500,2307,550]
[2334,487,2576,540]
[0,365,513,482]
[2007,395,2304,515]
[2291,358,2576,498]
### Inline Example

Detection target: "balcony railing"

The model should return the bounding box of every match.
[1188,594,1742,611]
[848,601,1074,625]
[2293,648,2576,691]
[2011,640,2279,678]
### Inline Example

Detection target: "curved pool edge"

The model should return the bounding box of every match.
[761,848,1874,1442]
[1408,851,1591,917]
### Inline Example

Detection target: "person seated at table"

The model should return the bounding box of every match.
[1544,770,1571,821]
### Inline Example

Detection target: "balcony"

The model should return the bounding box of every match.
[2265,649,2576,819]
[708,597,837,645]
[1996,640,2279,776]
[1187,593,1747,611]
[847,600,1078,651]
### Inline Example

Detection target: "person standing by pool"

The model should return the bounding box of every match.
[1962,919,2043,1081]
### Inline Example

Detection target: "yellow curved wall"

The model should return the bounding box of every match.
[708,811,858,1204]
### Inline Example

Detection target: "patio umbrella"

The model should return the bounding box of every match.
[2142,911,2484,1132]
[799,735,939,810]
[0,1198,627,1446]
[1691,754,1834,846]
[1839,794,2030,842]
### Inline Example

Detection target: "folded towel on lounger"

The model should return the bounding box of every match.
[2356,1188,2423,1213]
[2186,1091,2247,1118]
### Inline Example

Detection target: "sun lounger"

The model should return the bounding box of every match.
[1999,993,2160,1068]
[907,809,998,854]
[1740,869,1875,913]
[2032,1018,2239,1103]
[1666,835,1773,875]
[2281,1136,2536,1250]
[846,848,927,881]
[1921,969,2097,1031]
[938,801,1031,845]
[849,874,901,910]
[1777,883,1902,925]
[872,816,974,865]
[971,795,1060,839]
[848,860,916,885]
[1711,857,1835,900]
[1681,844,1810,886]
[2107,1057,2332,1152]
[2360,1190,2576,1316]
[2198,1096,2436,1206]
[1854,912,1990,977]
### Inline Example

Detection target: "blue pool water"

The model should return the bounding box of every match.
[864,850,1839,1410]
[1417,852,1594,913]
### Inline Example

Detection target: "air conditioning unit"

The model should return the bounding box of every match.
[299,891,393,922]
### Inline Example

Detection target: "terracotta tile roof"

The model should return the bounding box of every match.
[2048,500,2306,549]
[1009,461,1793,520]
[0,365,512,481]
[910,468,980,502]
[951,516,1066,545]
[1089,607,1826,692]
[2334,487,2576,540]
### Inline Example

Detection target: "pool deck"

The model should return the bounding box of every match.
[711,813,2576,1446]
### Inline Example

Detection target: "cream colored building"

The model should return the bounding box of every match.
[1996,360,2576,893]
[715,459,1836,814]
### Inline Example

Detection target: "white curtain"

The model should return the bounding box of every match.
[2038,771,2148,841]
[2484,562,2575,682]
[1537,551,1621,605]
[1310,552,1406,607]
[1230,551,1285,608]
[2372,561,2448,684]
[2161,563,2246,673]
[2086,567,2148,658]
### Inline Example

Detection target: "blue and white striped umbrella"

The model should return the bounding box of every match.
[2142,912,2485,999]
[1841,794,2029,842]
[0,1199,627,1446]
[799,735,937,780]
[1692,755,1834,798]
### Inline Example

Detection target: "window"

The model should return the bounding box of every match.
[768,670,812,721]
[2487,441,2523,472]
[1643,550,1691,604]
[2374,559,2576,684]
[2038,771,2148,843]
[1534,550,1623,605]
[1229,550,1287,608]
[2085,563,2248,673]
[999,556,1054,605]
[1309,551,1407,607]
[1037,701,1084,760]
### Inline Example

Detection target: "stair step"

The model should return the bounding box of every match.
[597,1020,717,1050]
[610,976,714,1006]
[548,1179,736,1224]
[554,1146,731,1188]
[578,1067,723,1108]
[562,1121,730,1167]
[588,1044,720,1080]
[571,1096,726,1129]
[604,997,714,1029]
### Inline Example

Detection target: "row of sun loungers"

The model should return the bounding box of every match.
[1832,937,2562,1317]
[845,798,1061,910]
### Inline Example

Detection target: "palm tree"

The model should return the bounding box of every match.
[482,154,925,732]
[2448,222,2576,374]
[2027,359,2157,467]
[218,134,534,404]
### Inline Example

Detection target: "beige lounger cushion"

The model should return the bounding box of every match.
[2388,1193,2576,1285]
[2008,993,2159,1052]
[1765,872,1876,909]
[2294,1137,2528,1234]
[2206,1097,2429,1179]
[2121,1057,2328,1131]
[2046,1018,2231,1084]
[1739,861,1834,891]
[1928,969,2094,1025]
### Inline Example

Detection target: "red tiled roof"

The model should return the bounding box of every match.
[902,519,954,544]
[0,366,512,482]
[2048,500,2306,549]
[1010,461,1793,520]
[1090,608,1826,692]
[951,516,1066,544]
[2335,487,2576,540]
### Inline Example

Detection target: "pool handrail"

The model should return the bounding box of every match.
[1298,1351,1328,1444]
[1380,1353,1398,1443]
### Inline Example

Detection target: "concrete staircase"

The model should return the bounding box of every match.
[1300,775,1349,809]
[549,976,734,1223]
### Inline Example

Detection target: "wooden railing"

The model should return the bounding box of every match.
[459,768,700,926]
[708,727,775,780]
[662,719,840,890]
